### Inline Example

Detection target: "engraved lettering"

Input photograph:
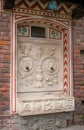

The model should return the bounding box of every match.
[23,103,31,112]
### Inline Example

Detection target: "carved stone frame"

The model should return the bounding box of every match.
[10,11,74,115]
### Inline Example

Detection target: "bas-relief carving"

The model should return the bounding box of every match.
[17,42,62,92]
[17,97,74,116]
[17,29,74,115]
[20,113,69,130]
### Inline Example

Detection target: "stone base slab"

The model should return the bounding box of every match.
[17,97,75,116]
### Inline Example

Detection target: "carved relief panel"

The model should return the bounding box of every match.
[17,41,63,92]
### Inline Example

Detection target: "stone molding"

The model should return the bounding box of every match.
[17,97,74,116]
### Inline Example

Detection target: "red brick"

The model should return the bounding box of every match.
[0,87,9,92]
[4,73,10,78]
[74,65,81,69]
[4,54,10,59]
[80,70,84,73]
[0,41,9,45]
[4,83,9,88]
[2,101,9,106]
[2,45,10,50]
[0,110,4,115]
[3,92,9,97]
[80,86,84,90]
[0,64,5,68]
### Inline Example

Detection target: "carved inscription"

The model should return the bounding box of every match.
[17,97,74,116]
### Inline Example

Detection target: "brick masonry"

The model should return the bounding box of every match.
[72,18,84,124]
[0,12,10,115]
[0,8,84,130]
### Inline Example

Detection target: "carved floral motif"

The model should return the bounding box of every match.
[19,57,34,77]
[18,43,60,90]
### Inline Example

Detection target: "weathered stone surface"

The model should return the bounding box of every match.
[16,28,74,116]
[19,113,72,130]
[60,125,84,130]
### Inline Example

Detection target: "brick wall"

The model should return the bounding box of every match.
[72,18,84,124]
[0,115,20,130]
[0,10,21,130]
[0,12,10,115]
[0,12,20,130]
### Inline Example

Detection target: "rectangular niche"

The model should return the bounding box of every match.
[80,50,84,60]
[31,26,46,38]
[80,50,84,69]
[13,19,75,116]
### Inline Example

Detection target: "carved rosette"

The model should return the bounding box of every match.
[19,57,34,77]
[42,57,59,86]
[42,57,59,75]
